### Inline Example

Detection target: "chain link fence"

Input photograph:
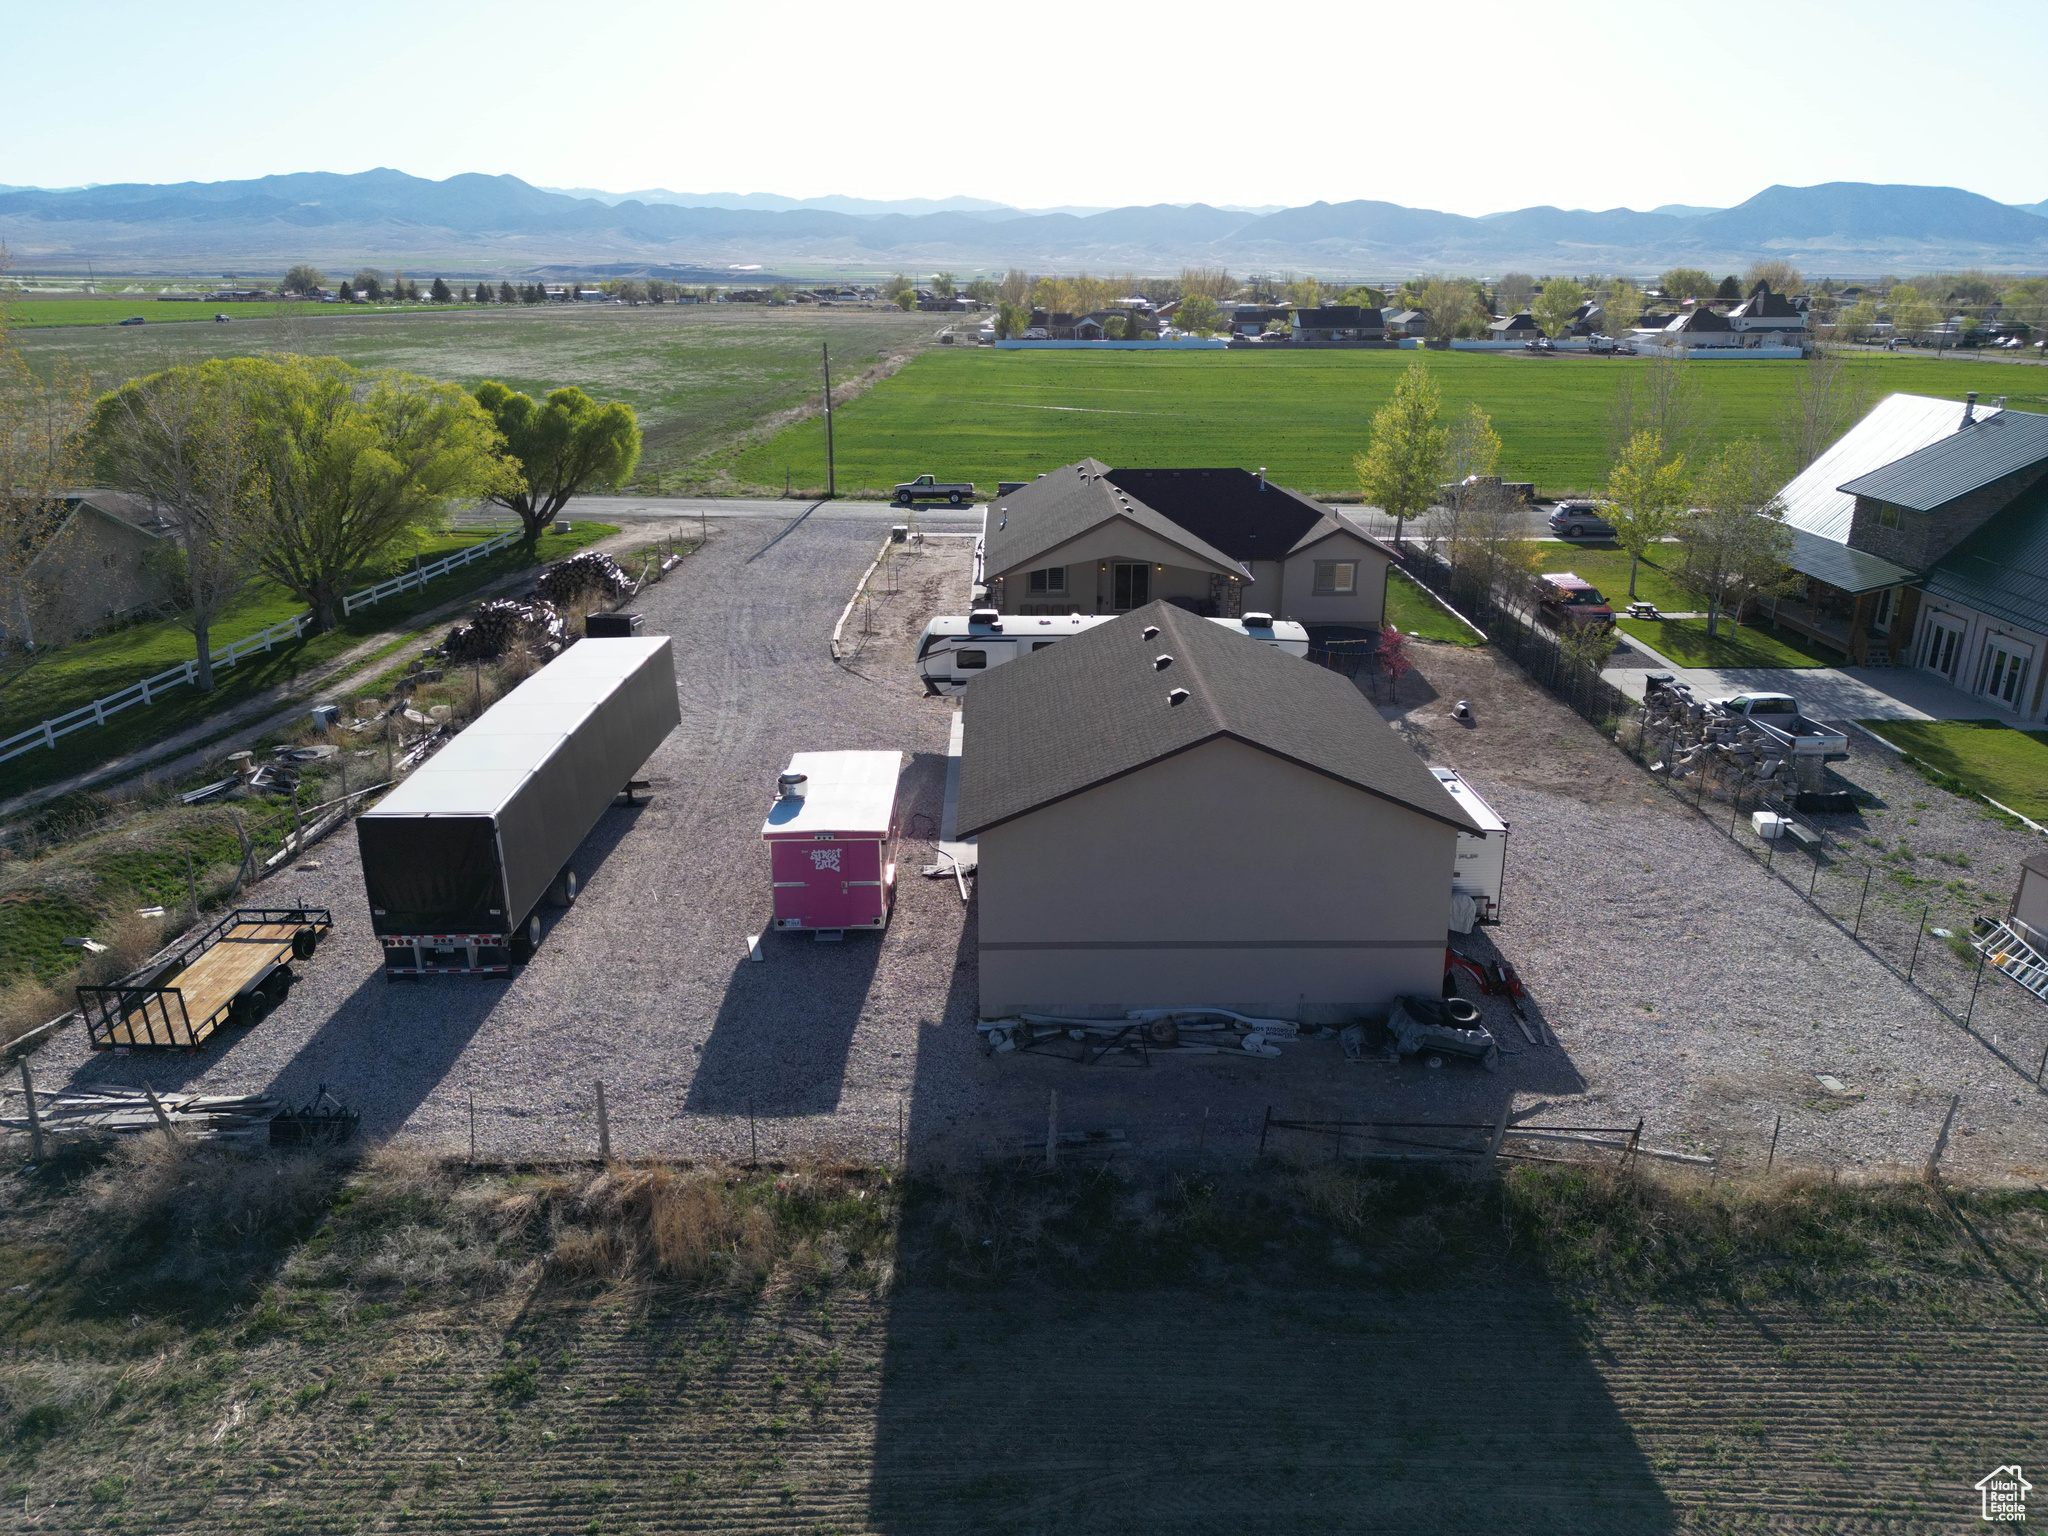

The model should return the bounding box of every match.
[1396,544,2048,1088]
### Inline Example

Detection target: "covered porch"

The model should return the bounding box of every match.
[1757,529,1919,667]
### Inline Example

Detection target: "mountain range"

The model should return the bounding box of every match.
[2,169,2045,276]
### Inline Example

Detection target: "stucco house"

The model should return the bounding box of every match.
[979,460,1397,628]
[1290,305,1386,343]
[1384,309,1430,337]
[957,600,1480,1023]
[1728,281,1808,346]
[1,491,174,649]
[1487,311,1540,342]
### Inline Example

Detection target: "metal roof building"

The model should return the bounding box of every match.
[1778,393,1995,543]
[1838,407,2048,513]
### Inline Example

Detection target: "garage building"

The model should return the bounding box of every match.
[956,601,1479,1023]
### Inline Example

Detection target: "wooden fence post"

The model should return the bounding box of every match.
[1487,1101,1511,1167]
[141,1082,175,1142]
[1925,1094,1960,1183]
[1766,1114,1781,1173]
[19,1059,43,1164]
[594,1080,611,1161]
[1045,1089,1059,1171]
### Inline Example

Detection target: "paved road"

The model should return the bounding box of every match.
[460,495,987,530]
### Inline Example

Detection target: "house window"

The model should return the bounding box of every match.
[1112,563,1151,610]
[1027,567,1066,595]
[1871,587,1895,634]
[1878,504,1901,531]
[1313,560,1358,595]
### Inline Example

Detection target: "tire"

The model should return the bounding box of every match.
[292,927,318,960]
[549,868,579,907]
[511,912,542,963]
[1144,1017,1180,1047]
[233,989,272,1028]
[948,491,963,505]
[1445,997,1481,1026]
[263,965,294,1002]
[896,491,912,505]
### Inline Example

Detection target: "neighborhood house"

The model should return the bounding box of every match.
[978,460,1397,628]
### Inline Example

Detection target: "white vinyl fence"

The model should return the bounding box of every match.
[0,529,521,766]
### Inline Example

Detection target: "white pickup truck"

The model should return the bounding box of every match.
[1712,692,1849,762]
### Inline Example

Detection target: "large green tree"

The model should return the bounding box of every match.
[473,382,641,550]
[1353,358,1448,546]
[1532,277,1588,339]
[1658,268,1717,302]
[1600,431,1690,600]
[88,362,266,688]
[241,357,517,631]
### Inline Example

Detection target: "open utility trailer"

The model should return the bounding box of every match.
[75,906,331,1051]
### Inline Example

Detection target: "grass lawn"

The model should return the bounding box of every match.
[3,297,428,327]
[1528,542,1692,614]
[1386,568,1483,645]
[0,524,614,800]
[1616,614,1840,669]
[14,303,946,492]
[733,348,2047,499]
[1855,717,2048,822]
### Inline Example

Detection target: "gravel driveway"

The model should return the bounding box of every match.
[35,511,978,1163]
[30,531,2048,1179]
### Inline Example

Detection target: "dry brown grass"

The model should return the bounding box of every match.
[0,973,63,1046]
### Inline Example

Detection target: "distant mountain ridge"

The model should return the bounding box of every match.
[3,169,2044,275]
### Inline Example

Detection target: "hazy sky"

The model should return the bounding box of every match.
[10,0,2045,213]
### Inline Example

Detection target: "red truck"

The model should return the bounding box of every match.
[1533,571,1614,630]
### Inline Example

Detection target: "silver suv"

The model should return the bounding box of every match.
[1548,500,1616,539]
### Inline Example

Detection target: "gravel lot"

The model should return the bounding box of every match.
[29,531,2048,1180]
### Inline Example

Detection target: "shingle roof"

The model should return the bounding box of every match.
[1105,466,1397,564]
[1666,307,1732,333]
[1920,477,2048,635]
[955,601,1478,837]
[1731,283,1800,318]
[1784,525,1917,593]
[1837,406,2048,512]
[1293,306,1381,326]
[983,461,1247,582]
[1778,393,1995,543]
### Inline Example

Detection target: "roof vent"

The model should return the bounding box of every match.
[1993,395,2007,410]
[1141,625,1160,639]
[1153,654,1174,670]
[1963,391,1978,426]
[776,772,808,801]
[1242,611,1274,628]
[969,608,1002,628]
[1168,687,1190,706]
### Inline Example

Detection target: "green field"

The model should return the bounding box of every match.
[1617,614,1839,669]
[1856,718,2048,821]
[0,524,614,799]
[11,303,950,492]
[734,349,2048,498]
[2,297,424,328]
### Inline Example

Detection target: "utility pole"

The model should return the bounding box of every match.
[822,343,836,499]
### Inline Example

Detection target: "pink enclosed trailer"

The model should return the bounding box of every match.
[762,751,904,937]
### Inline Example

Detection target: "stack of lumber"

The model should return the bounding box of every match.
[2,1085,288,1144]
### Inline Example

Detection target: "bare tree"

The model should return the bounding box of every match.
[1744,259,1802,295]
[1494,272,1535,315]
[88,363,264,689]
[1606,350,1713,463]
[1778,350,1871,474]
[997,269,1031,306]
[1673,440,1797,635]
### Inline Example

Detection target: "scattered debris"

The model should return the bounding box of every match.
[62,937,108,954]
[1385,995,1500,1071]
[981,1008,1299,1063]
[0,1084,356,1146]
[1814,1074,1865,1099]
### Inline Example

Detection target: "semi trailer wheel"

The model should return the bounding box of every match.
[549,868,579,907]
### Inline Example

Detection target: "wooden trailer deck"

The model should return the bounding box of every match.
[78,907,332,1051]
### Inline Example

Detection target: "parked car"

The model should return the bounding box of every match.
[1710,692,1850,763]
[118,316,144,326]
[892,473,975,506]
[1547,501,1616,539]
[1533,571,1614,629]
